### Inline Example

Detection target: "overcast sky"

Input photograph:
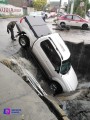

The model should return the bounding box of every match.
[47,0,68,4]
[48,0,90,4]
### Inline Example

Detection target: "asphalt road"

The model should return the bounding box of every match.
[0,18,20,57]
[46,18,90,44]
[0,17,90,57]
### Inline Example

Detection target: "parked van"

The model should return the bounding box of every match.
[16,16,78,93]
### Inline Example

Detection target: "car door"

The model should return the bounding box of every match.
[32,39,61,79]
[64,15,73,26]
[72,15,82,27]
[40,39,62,78]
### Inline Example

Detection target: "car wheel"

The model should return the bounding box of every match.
[82,24,88,30]
[19,35,30,49]
[50,82,63,96]
[60,22,66,27]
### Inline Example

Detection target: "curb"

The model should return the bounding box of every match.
[41,95,70,120]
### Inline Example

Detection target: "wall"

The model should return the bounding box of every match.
[0,4,23,16]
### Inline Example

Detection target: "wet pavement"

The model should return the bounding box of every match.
[46,19,90,44]
[1,17,90,56]
[0,18,20,57]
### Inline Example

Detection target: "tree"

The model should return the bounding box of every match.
[33,0,47,11]
[74,0,90,17]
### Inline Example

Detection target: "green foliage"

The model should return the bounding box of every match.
[33,0,47,11]
[74,0,90,17]
[76,7,85,17]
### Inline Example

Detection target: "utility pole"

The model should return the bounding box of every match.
[85,0,87,18]
[70,0,74,14]
[67,0,70,14]
[58,0,62,13]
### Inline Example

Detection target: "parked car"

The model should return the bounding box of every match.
[16,16,78,94]
[29,11,48,19]
[56,14,90,29]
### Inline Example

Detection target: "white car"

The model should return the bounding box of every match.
[29,11,48,19]
[56,14,90,29]
[16,16,78,94]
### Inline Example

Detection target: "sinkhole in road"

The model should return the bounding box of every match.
[64,41,90,120]
[1,41,90,120]
[65,41,90,85]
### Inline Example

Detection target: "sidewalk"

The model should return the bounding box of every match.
[0,62,57,120]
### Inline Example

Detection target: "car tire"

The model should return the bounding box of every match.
[19,35,30,49]
[82,24,88,30]
[50,82,63,96]
[60,22,66,27]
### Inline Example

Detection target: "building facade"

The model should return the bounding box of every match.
[7,0,28,8]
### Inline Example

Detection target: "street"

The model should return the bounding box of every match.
[1,18,90,56]
[0,18,20,57]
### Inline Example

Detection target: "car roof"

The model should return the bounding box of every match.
[24,16,51,38]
